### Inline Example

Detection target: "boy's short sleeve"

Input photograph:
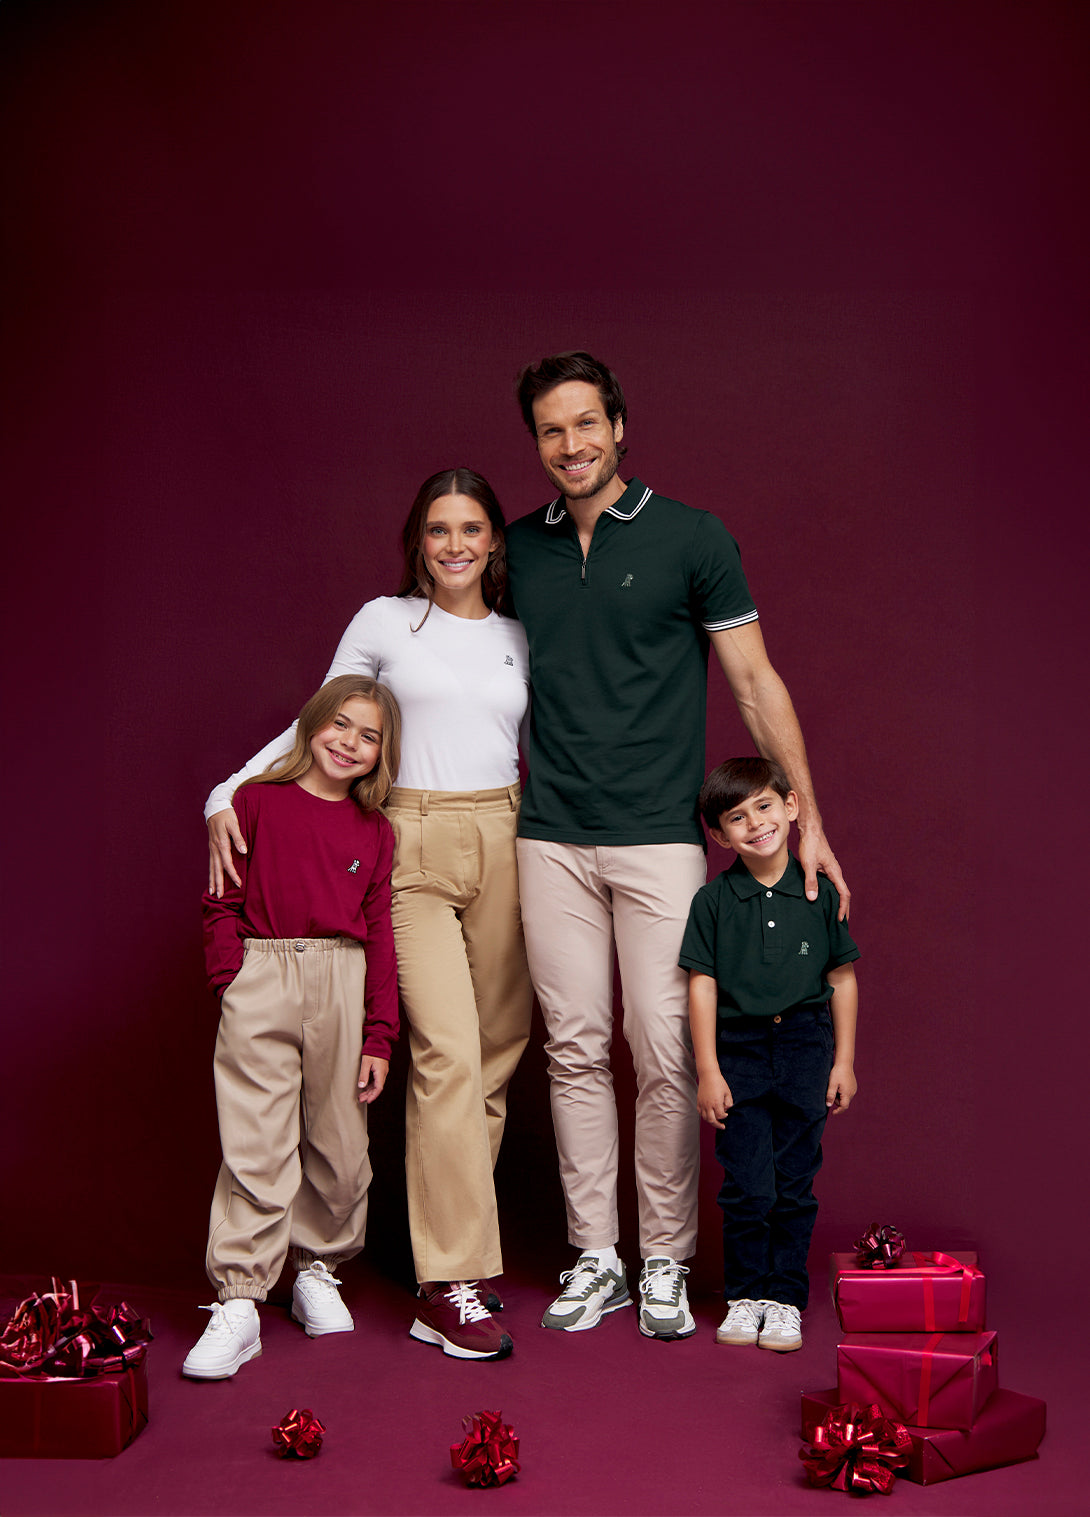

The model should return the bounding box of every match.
[823,884,861,968]
[689,512,759,633]
[678,885,718,977]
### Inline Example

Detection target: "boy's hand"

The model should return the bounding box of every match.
[357,1054,389,1104]
[697,1070,733,1130]
[826,1061,857,1114]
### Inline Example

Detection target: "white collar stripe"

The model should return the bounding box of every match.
[544,484,652,526]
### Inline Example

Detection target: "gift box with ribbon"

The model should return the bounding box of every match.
[837,1330,998,1431]
[0,1280,151,1459]
[831,1250,986,1334]
[802,1385,1046,1485]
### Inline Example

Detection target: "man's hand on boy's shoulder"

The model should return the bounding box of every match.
[826,1063,857,1114]
[797,823,850,921]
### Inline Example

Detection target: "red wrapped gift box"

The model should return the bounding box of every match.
[802,1386,1046,1485]
[0,1362,148,1458]
[830,1250,986,1333]
[837,1330,998,1431]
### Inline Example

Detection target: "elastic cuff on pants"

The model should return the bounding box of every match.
[217,1283,267,1302]
[291,1248,352,1273]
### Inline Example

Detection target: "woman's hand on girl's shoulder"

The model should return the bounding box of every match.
[207,807,245,896]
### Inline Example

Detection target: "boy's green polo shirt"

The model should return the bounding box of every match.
[679,855,860,1019]
[506,478,758,846]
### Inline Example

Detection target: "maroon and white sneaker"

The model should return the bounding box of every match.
[410,1281,513,1360]
[478,1280,504,1312]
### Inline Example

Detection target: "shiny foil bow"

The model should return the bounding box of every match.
[800,1401,912,1494]
[0,1278,152,1379]
[854,1223,907,1269]
[450,1409,520,1487]
[272,1407,325,1458]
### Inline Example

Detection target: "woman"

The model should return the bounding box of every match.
[206,468,532,1361]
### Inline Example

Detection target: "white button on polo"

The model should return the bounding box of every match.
[767,921,775,928]
[766,890,773,898]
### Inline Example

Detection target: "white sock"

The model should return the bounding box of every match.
[579,1246,621,1271]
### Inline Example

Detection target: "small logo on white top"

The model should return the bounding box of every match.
[504,654,514,666]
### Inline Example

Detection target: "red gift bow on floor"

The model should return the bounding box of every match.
[854,1223,907,1268]
[0,1279,152,1379]
[800,1401,912,1494]
[450,1409,520,1487]
[272,1407,325,1458]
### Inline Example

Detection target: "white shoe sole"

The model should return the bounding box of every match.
[408,1319,512,1360]
[638,1314,696,1340]
[542,1290,633,1332]
[716,1328,759,1345]
[181,1339,262,1379]
[291,1306,354,1338]
[757,1334,802,1352]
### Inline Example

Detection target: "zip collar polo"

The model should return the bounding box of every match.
[543,481,654,525]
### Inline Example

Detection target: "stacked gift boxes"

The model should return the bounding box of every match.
[801,1244,1046,1486]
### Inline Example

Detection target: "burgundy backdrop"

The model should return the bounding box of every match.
[2,0,1086,1328]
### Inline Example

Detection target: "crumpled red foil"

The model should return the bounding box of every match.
[854,1223,907,1269]
[0,1279,152,1379]
[272,1407,325,1458]
[800,1401,912,1494]
[450,1409,520,1487]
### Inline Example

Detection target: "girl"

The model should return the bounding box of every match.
[205,469,532,1362]
[183,674,401,1380]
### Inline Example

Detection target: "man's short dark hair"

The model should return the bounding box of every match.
[698,757,793,831]
[516,351,628,459]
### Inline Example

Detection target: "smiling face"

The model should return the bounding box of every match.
[303,696,384,799]
[531,380,625,508]
[421,493,496,613]
[709,785,799,881]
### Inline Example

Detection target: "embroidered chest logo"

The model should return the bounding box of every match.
[347,859,360,874]
[504,654,514,666]
[620,573,634,589]
[798,940,809,956]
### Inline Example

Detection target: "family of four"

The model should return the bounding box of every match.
[181,351,858,1380]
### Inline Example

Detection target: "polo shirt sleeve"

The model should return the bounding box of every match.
[822,885,861,969]
[688,512,759,633]
[678,885,718,977]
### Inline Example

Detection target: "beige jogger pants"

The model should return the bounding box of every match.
[205,937,373,1301]
[385,785,533,1283]
[515,840,707,1261]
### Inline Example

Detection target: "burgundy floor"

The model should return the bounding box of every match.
[1,1263,1079,1517]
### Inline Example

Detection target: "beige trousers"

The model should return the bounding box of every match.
[205,937,372,1301]
[385,785,533,1284]
[515,840,707,1260]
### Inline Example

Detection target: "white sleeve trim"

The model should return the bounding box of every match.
[703,608,760,633]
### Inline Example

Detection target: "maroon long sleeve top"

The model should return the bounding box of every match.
[202,781,399,1059]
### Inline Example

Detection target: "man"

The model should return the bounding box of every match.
[505,351,848,1341]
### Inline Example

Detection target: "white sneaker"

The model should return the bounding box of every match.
[541,1255,632,1331]
[292,1260,354,1337]
[182,1299,261,1379]
[756,1300,803,1351]
[716,1298,764,1346]
[638,1257,696,1340]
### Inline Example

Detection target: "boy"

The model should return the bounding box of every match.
[679,757,859,1352]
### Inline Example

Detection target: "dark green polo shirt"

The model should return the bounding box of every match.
[678,855,860,1018]
[506,478,758,845]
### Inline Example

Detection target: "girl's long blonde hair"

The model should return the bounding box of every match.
[239,675,401,812]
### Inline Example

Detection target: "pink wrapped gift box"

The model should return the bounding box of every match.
[830,1249,985,1333]
[802,1386,1045,1485]
[0,1361,148,1458]
[837,1330,998,1431]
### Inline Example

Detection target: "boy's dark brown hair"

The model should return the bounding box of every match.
[698,756,792,832]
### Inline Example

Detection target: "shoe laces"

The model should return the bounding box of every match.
[299,1261,343,1294]
[444,1282,491,1325]
[556,1256,609,1301]
[198,1301,249,1336]
[641,1259,688,1307]
[725,1298,761,1327]
[759,1300,800,1330]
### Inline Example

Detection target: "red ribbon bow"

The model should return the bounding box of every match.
[450,1409,520,1487]
[854,1223,907,1269]
[272,1407,325,1458]
[0,1279,152,1379]
[800,1401,912,1495]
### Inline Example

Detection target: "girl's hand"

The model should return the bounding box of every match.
[826,1061,858,1114]
[357,1054,389,1104]
[208,808,245,896]
[697,1070,733,1130]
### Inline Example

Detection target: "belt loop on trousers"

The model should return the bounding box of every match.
[507,784,518,810]
[420,790,430,816]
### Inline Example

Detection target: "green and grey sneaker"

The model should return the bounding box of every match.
[637,1257,696,1340]
[541,1255,632,1331]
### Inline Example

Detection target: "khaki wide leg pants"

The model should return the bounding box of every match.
[205,937,373,1301]
[515,840,707,1261]
[384,785,533,1284]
